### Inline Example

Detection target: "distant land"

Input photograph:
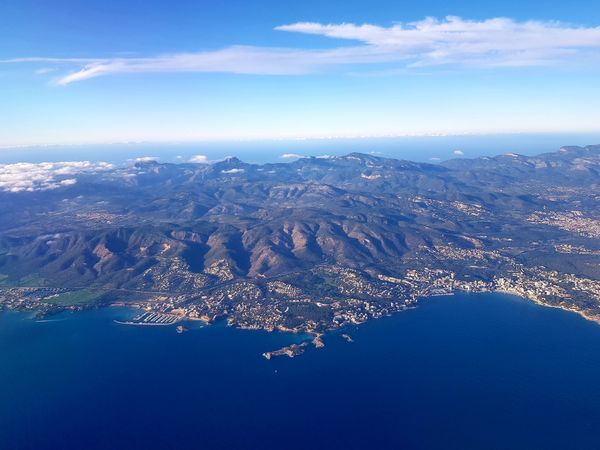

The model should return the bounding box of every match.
[3,132,600,165]
[1,145,600,353]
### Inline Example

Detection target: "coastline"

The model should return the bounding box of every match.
[494,289,600,325]
[4,287,600,342]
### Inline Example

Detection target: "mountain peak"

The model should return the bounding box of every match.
[221,156,242,164]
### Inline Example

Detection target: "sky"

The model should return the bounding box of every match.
[1,0,600,147]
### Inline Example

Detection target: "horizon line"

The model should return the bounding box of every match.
[3,129,600,151]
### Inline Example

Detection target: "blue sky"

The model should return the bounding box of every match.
[1,0,600,147]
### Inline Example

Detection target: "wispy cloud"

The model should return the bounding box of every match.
[277,17,600,67]
[453,149,465,155]
[34,67,56,75]
[0,161,113,192]
[4,16,600,85]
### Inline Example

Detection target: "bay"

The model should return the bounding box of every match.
[2,293,600,449]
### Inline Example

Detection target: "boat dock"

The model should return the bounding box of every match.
[115,311,182,326]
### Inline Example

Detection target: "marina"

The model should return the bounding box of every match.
[114,311,182,326]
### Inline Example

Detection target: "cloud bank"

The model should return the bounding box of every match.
[4,16,600,84]
[0,161,113,192]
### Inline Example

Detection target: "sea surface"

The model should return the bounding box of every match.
[3,293,600,450]
[2,133,600,165]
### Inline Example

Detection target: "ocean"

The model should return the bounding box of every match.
[2,293,600,449]
[2,133,600,165]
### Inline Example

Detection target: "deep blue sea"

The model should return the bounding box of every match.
[3,293,600,450]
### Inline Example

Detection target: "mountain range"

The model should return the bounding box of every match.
[1,145,599,333]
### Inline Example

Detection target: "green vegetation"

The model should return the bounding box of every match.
[16,274,47,287]
[42,290,105,307]
[0,273,46,287]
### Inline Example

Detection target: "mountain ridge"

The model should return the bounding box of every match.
[1,145,600,332]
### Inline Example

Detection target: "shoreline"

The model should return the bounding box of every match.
[494,289,600,325]
[424,288,600,327]
[5,288,600,334]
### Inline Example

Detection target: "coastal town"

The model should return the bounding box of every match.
[3,244,600,359]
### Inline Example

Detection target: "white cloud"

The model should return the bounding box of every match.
[280,153,305,159]
[0,161,114,192]
[453,150,465,155]
[429,157,441,161]
[277,17,600,67]
[133,156,159,162]
[52,47,330,85]
[4,16,600,84]
[221,168,245,174]
[188,154,209,163]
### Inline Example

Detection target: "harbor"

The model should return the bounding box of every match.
[114,311,182,326]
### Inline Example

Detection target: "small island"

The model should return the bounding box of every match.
[312,334,325,348]
[263,342,309,360]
